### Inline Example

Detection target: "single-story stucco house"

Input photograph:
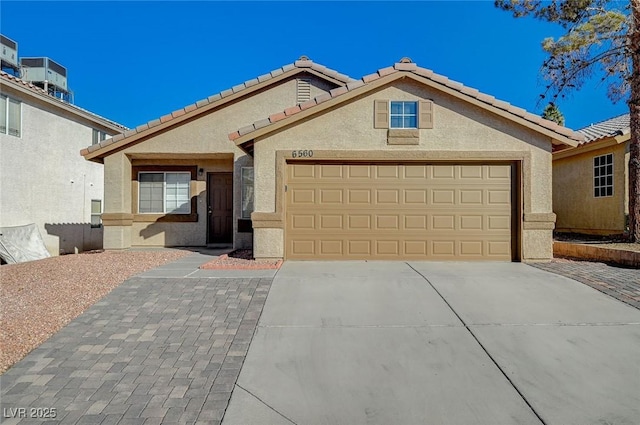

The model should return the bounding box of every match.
[82,57,583,262]
[553,114,630,236]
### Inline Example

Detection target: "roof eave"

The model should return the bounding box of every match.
[2,75,126,133]
[82,67,348,162]
[553,131,630,160]
[233,71,583,149]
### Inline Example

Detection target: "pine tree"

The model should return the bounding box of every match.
[541,102,566,125]
[495,0,640,242]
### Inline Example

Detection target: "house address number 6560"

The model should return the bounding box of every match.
[291,150,313,158]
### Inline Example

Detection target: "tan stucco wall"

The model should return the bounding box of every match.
[553,142,627,235]
[251,80,556,261]
[102,75,335,249]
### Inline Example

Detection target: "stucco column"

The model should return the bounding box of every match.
[102,152,133,250]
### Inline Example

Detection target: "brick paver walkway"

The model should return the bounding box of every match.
[530,260,640,310]
[0,273,272,425]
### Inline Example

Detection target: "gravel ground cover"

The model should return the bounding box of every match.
[200,249,283,269]
[0,249,190,374]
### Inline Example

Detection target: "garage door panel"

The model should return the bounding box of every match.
[376,215,400,230]
[291,189,315,204]
[319,189,343,204]
[319,165,343,178]
[286,163,514,260]
[347,165,372,178]
[432,190,455,204]
[290,164,316,178]
[348,240,372,255]
[320,215,343,230]
[432,165,456,179]
[319,240,343,255]
[348,189,371,204]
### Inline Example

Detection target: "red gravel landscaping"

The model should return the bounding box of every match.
[199,250,282,270]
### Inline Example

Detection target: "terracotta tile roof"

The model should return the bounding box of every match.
[0,71,127,131]
[577,114,630,144]
[82,57,354,158]
[229,58,584,145]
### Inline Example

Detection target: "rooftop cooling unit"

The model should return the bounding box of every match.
[0,34,18,69]
[20,57,68,92]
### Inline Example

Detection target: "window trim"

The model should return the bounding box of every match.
[0,94,22,138]
[389,101,418,129]
[374,99,433,130]
[90,199,102,228]
[138,171,192,214]
[593,153,614,198]
[132,165,198,222]
[92,129,108,145]
[241,167,254,219]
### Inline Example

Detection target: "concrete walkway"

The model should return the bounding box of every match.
[0,252,274,425]
[223,261,640,425]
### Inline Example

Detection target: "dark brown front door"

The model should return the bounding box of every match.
[207,172,233,244]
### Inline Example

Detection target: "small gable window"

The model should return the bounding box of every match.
[593,153,613,198]
[374,99,433,129]
[390,101,417,128]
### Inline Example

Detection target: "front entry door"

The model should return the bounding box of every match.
[207,172,233,244]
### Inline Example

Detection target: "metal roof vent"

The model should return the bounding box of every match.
[296,78,311,104]
[399,57,413,63]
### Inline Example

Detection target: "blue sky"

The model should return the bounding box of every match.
[1,1,630,130]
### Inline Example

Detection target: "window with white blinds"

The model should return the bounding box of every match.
[0,94,21,137]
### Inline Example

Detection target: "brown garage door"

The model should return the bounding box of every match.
[285,162,515,260]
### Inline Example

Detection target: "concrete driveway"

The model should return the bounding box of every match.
[223,261,640,425]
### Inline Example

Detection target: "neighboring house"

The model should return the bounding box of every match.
[82,57,582,262]
[553,114,630,236]
[0,71,126,256]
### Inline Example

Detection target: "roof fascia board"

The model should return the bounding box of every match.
[553,137,620,160]
[235,72,579,148]
[404,73,579,147]
[83,67,344,162]
[2,77,124,132]
[234,73,400,147]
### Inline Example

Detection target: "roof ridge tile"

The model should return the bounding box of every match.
[230,60,584,144]
[394,62,417,71]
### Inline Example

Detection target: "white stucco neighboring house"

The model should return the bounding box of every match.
[0,71,126,256]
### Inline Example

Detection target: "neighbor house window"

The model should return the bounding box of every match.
[139,172,191,214]
[593,153,613,197]
[0,94,21,137]
[92,129,107,145]
[241,167,254,219]
[91,199,102,227]
[390,101,417,129]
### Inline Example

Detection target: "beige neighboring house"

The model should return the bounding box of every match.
[0,71,126,256]
[83,57,583,262]
[553,114,630,236]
